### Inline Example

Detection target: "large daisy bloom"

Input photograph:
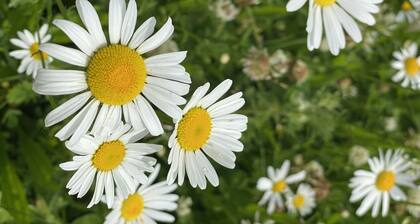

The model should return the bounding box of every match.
[59,124,162,208]
[286,0,383,55]
[349,149,417,217]
[105,164,178,224]
[391,43,420,89]
[397,0,420,23]
[166,79,248,189]
[286,184,316,216]
[33,0,190,146]
[9,24,53,78]
[257,160,306,214]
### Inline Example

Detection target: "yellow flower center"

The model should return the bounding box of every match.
[30,43,48,61]
[121,193,144,221]
[177,107,212,151]
[87,45,147,105]
[375,171,396,192]
[402,1,413,11]
[272,180,287,192]
[404,58,419,76]
[92,140,126,171]
[314,0,336,7]
[293,194,305,209]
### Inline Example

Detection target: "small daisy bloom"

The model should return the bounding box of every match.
[105,164,178,224]
[397,0,420,23]
[9,24,53,78]
[59,124,162,208]
[33,0,190,145]
[349,149,417,217]
[391,43,420,89]
[286,184,316,216]
[166,79,248,189]
[286,0,383,55]
[257,160,306,214]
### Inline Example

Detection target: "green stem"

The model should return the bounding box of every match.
[36,31,47,69]
[399,201,420,207]
[0,75,21,82]
[55,0,67,18]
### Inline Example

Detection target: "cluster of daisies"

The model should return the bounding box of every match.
[257,149,418,218]
[9,0,247,223]
[392,43,420,89]
[257,160,316,216]
[7,0,420,222]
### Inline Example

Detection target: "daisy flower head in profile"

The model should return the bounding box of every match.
[391,43,420,89]
[166,79,248,189]
[33,0,190,145]
[105,164,178,224]
[349,149,417,217]
[9,24,53,78]
[257,160,306,214]
[286,0,383,55]
[397,0,420,23]
[59,123,162,208]
[286,184,316,216]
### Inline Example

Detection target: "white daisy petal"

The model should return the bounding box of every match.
[53,19,97,55]
[138,18,174,54]
[40,43,88,67]
[76,0,107,47]
[120,0,137,45]
[109,0,126,44]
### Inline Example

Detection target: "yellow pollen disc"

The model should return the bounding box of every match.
[272,180,287,192]
[315,0,336,7]
[121,193,144,221]
[177,107,212,151]
[404,58,420,76]
[375,171,396,192]
[402,1,413,11]
[30,43,48,61]
[314,0,336,7]
[293,194,305,209]
[87,45,147,105]
[92,140,126,171]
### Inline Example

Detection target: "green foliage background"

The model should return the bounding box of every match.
[0,0,419,223]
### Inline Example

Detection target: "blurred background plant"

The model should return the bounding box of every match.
[0,0,419,223]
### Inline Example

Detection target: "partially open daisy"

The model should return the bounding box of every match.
[286,0,383,55]
[349,149,417,217]
[286,184,316,216]
[391,43,420,89]
[9,24,53,78]
[105,164,178,224]
[59,124,162,208]
[397,0,420,23]
[33,0,190,145]
[257,160,306,214]
[166,79,247,189]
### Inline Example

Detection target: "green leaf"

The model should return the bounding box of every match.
[6,80,37,105]
[19,135,56,194]
[0,150,30,224]
[0,207,14,223]
[71,214,101,224]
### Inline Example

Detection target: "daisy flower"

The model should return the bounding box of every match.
[257,160,306,214]
[166,79,248,189]
[9,24,53,78]
[33,0,190,145]
[397,0,420,23]
[59,124,162,208]
[286,0,383,55]
[349,149,417,217]
[105,164,178,224]
[391,43,420,89]
[286,184,316,216]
